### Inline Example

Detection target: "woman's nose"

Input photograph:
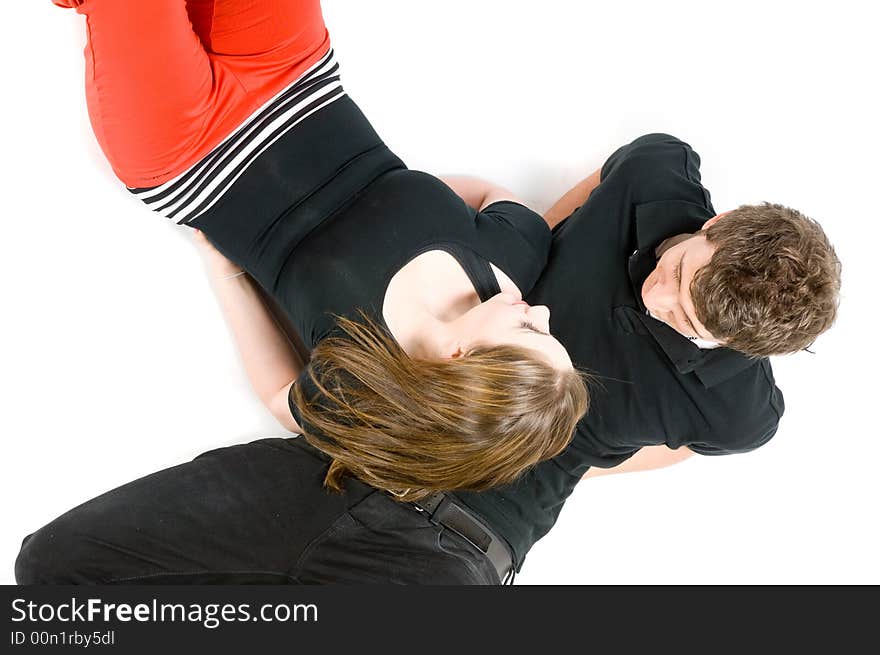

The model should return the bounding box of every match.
[527,304,551,329]
[501,289,523,301]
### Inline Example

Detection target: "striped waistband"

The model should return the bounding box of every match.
[127,48,345,225]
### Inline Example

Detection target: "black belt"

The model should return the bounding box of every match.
[411,493,514,584]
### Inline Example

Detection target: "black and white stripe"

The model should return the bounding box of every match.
[128,48,345,225]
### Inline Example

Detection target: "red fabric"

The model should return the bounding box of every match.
[55,0,329,187]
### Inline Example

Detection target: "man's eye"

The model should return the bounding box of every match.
[673,266,681,283]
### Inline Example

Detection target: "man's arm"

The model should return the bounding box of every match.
[582,444,694,479]
[543,167,602,229]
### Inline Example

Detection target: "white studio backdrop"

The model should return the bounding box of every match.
[2,0,877,584]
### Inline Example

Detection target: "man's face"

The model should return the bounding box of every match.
[641,230,720,342]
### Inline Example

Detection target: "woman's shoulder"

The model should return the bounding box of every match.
[370,168,463,201]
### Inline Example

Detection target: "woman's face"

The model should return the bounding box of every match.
[452,292,573,370]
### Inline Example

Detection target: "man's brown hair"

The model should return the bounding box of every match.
[691,202,841,357]
[291,314,590,502]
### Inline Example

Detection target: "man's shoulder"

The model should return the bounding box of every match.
[596,132,711,219]
[601,133,700,182]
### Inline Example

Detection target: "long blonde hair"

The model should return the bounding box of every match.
[292,313,589,502]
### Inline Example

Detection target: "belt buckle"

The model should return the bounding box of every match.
[413,493,513,584]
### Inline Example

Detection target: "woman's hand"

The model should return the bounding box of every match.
[192,229,243,278]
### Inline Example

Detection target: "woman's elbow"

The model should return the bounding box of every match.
[267,384,302,433]
[274,412,302,434]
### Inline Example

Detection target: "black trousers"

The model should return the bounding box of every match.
[14,438,499,585]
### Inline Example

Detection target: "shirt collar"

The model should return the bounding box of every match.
[626,199,759,387]
[635,199,711,252]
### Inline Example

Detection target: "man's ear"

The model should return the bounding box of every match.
[701,210,731,230]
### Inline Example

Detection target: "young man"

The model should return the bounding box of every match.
[447,132,841,574]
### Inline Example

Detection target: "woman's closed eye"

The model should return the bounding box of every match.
[520,321,548,335]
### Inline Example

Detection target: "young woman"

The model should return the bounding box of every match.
[50,0,588,500]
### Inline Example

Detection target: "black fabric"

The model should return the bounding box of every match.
[191,97,549,354]
[14,438,499,585]
[272,170,550,351]
[198,130,785,573]
[191,96,550,429]
[435,240,504,302]
[287,238,514,431]
[455,133,785,568]
[16,126,787,583]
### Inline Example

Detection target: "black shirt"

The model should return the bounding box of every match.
[185,95,552,421]
[187,93,780,571]
[280,169,553,421]
[275,170,552,351]
[456,133,785,568]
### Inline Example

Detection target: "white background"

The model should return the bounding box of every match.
[3,1,877,584]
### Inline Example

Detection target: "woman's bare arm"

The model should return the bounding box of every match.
[193,230,303,433]
[438,175,529,211]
